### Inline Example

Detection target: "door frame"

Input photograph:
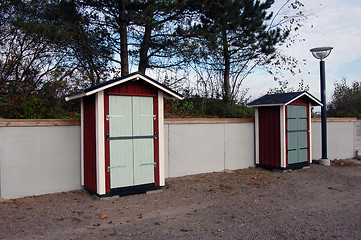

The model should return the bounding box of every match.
[285,103,310,167]
[104,92,159,193]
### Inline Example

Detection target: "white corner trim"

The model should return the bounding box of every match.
[65,92,86,101]
[140,75,182,100]
[96,91,106,195]
[158,91,165,186]
[254,108,259,165]
[80,98,84,186]
[280,105,287,168]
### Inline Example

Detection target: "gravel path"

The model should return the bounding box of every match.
[0,159,360,239]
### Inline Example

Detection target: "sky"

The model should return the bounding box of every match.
[244,0,361,102]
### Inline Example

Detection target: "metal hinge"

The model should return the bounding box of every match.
[140,114,156,120]
[140,162,157,168]
[107,165,126,172]
[107,133,157,141]
[106,115,125,121]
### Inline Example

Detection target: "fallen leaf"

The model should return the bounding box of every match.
[216,221,222,224]
[99,214,108,219]
[82,233,90,237]
[180,229,189,232]
[13,200,19,204]
[108,221,116,224]
[252,176,259,180]
[72,217,82,222]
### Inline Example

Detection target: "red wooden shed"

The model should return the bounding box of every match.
[66,72,182,197]
[248,92,322,170]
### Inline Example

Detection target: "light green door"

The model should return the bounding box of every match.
[287,105,308,165]
[108,95,155,189]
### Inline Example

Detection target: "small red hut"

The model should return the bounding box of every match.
[248,92,322,170]
[66,72,182,197]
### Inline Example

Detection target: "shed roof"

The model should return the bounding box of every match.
[65,72,183,101]
[247,91,322,107]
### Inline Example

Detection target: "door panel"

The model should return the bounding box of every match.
[109,96,132,137]
[287,105,308,165]
[133,138,154,185]
[110,140,133,188]
[132,96,154,136]
[132,96,154,185]
[287,131,298,164]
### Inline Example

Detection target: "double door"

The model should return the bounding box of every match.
[108,95,156,189]
[286,105,309,165]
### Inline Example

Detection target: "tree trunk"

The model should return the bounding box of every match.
[119,0,129,76]
[222,29,231,103]
[138,23,152,74]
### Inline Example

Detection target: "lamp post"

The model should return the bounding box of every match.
[310,46,333,166]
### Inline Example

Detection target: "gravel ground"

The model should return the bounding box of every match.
[0,159,360,240]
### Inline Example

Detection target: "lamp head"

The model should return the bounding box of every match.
[310,47,333,60]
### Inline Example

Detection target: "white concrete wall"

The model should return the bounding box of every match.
[0,126,81,199]
[311,120,356,160]
[0,118,356,199]
[164,122,255,178]
[164,118,357,179]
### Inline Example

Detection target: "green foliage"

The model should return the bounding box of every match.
[267,79,309,94]
[165,96,254,118]
[0,80,80,119]
[328,78,361,118]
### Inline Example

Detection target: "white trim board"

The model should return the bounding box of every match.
[95,91,106,195]
[65,73,182,101]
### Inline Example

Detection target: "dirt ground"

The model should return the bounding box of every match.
[1,159,360,240]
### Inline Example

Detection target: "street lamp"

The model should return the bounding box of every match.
[310,46,333,166]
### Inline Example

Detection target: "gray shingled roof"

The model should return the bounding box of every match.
[247,91,322,107]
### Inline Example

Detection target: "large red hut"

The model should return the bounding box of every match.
[66,72,182,197]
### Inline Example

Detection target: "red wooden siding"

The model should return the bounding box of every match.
[258,106,281,167]
[83,95,97,192]
[289,96,309,105]
[106,80,158,97]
